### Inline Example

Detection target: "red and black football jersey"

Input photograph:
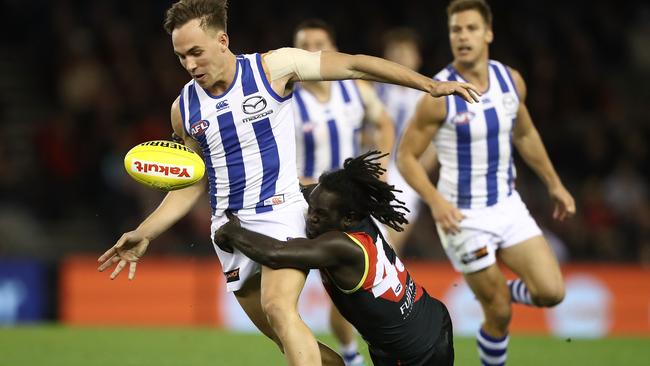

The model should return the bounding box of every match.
[321,219,447,365]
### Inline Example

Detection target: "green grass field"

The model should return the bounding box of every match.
[0,326,647,365]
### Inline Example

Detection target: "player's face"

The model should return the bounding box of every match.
[294,28,336,52]
[305,185,346,238]
[384,41,421,71]
[448,9,493,65]
[172,19,228,88]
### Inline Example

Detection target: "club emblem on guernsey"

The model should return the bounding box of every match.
[242,95,267,115]
[452,111,475,125]
[503,93,518,113]
[190,120,210,137]
[215,100,229,111]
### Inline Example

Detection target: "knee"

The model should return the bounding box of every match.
[531,284,565,307]
[261,295,297,327]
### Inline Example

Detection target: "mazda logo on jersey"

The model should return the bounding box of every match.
[242,95,267,115]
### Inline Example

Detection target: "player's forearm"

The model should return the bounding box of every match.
[136,182,204,240]
[222,227,308,270]
[321,53,434,93]
[514,129,563,189]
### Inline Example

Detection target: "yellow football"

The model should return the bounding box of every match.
[123,140,205,191]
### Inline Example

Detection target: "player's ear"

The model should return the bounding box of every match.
[485,27,494,44]
[217,31,229,51]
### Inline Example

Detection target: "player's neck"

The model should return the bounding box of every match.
[205,51,237,95]
[300,80,332,103]
[452,57,489,92]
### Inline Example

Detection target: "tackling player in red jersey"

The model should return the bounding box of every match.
[215,151,454,366]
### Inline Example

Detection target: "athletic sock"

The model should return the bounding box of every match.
[341,340,365,366]
[507,278,534,305]
[476,327,509,366]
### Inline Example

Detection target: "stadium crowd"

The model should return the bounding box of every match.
[0,0,649,264]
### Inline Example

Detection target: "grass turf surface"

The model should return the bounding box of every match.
[0,326,647,365]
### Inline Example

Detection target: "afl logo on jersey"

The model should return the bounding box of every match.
[452,111,475,125]
[242,95,267,115]
[190,120,210,137]
[301,122,315,133]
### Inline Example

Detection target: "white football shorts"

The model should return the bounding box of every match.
[210,198,308,292]
[386,161,422,225]
[437,190,542,273]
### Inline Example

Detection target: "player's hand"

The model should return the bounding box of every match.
[429,80,481,103]
[430,80,481,103]
[430,196,465,235]
[549,184,576,221]
[97,230,150,280]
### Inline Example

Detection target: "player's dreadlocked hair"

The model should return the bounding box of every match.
[318,151,409,231]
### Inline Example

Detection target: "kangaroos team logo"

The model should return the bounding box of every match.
[242,95,267,115]
[190,120,210,137]
[452,111,476,125]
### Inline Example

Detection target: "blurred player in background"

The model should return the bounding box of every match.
[96,0,480,365]
[397,0,576,365]
[215,151,454,366]
[375,28,438,254]
[293,20,394,186]
[292,19,396,366]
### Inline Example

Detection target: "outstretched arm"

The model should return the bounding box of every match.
[214,213,362,271]
[262,48,480,103]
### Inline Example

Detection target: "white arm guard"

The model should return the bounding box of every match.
[263,47,322,81]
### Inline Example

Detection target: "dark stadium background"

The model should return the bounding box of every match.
[0,0,649,325]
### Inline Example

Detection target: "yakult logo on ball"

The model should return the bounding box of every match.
[132,161,194,179]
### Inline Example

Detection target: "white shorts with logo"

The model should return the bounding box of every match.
[437,190,542,273]
[210,198,308,292]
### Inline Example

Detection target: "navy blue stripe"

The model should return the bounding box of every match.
[376,83,387,103]
[507,131,514,195]
[490,64,509,93]
[485,107,499,206]
[217,112,246,210]
[353,127,362,157]
[294,90,315,177]
[179,88,190,136]
[293,89,310,121]
[255,53,292,102]
[240,57,259,96]
[303,132,316,178]
[477,341,507,356]
[447,71,472,208]
[479,329,508,343]
[188,85,217,212]
[252,117,280,213]
[338,81,351,103]
[502,64,519,97]
[327,119,340,169]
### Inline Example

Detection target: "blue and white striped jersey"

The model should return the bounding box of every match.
[433,60,519,209]
[375,83,423,143]
[292,80,366,179]
[179,53,302,216]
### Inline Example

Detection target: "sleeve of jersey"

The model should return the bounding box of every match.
[343,232,375,293]
[263,47,322,81]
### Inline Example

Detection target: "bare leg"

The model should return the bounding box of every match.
[236,272,344,365]
[261,266,343,366]
[498,235,565,306]
[464,265,511,338]
[329,305,355,346]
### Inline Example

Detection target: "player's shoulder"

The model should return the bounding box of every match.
[496,61,526,100]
